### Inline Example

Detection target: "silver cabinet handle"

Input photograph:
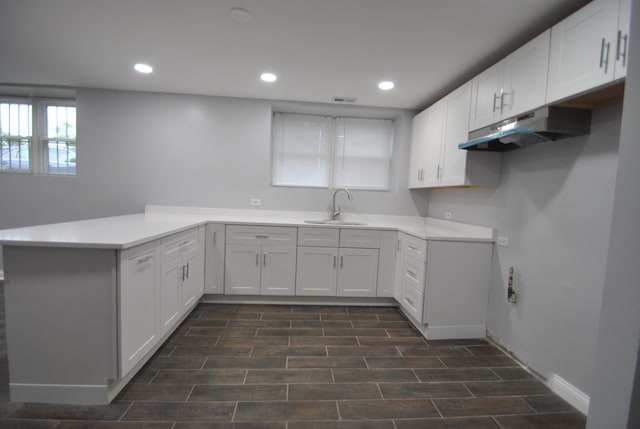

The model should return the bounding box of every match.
[340,256,344,269]
[263,253,267,266]
[600,38,611,73]
[492,93,501,112]
[397,239,401,251]
[181,265,186,281]
[500,90,508,109]
[407,269,417,279]
[255,253,259,266]
[333,255,337,268]
[255,234,269,239]
[136,255,153,265]
[404,296,414,306]
[436,165,442,179]
[617,30,628,66]
[213,230,217,244]
[186,262,190,279]
[407,245,418,251]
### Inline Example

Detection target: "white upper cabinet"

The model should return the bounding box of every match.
[470,30,550,131]
[409,81,500,189]
[408,109,429,188]
[546,0,630,104]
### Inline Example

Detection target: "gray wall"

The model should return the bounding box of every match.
[0,88,426,231]
[587,0,640,426]
[427,103,622,397]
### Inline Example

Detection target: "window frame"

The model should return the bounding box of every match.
[0,97,77,176]
[271,112,394,191]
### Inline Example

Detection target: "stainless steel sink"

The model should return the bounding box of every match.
[304,220,367,226]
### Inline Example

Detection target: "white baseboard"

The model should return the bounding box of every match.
[548,373,590,415]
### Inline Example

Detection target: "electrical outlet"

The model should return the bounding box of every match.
[444,211,453,220]
[250,198,261,207]
[497,236,509,247]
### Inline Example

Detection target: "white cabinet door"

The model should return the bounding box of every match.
[337,248,379,297]
[261,246,297,296]
[408,109,429,188]
[119,245,157,377]
[440,82,472,187]
[224,244,261,295]
[376,231,397,298]
[393,234,406,303]
[181,247,203,311]
[546,0,620,103]
[502,30,550,119]
[470,30,550,131]
[296,247,339,296]
[204,223,225,294]
[614,0,631,79]
[159,257,182,336]
[422,99,446,187]
[469,61,504,131]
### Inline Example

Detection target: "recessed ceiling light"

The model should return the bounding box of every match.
[230,7,252,22]
[260,72,277,82]
[134,63,153,74]
[378,80,395,90]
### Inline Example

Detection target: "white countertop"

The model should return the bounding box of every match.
[0,205,495,249]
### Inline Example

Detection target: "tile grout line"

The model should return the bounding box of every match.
[430,397,445,418]
[117,401,136,422]
[184,384,196,402]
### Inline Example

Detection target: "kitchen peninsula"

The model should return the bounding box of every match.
[0,206,494,405]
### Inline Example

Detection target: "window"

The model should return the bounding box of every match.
[0,98,77,175]
[272,113,393,190]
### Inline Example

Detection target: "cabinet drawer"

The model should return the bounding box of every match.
[226,225,297,246]
[401,282,424,321]
[403,235,427,261]
[402,254,426,293]
[161,229,199,262]
[340,229,380,249]
[298,227,339,247]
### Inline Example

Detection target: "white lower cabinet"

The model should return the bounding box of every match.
[376,231,398,298]
[224,225,298,296]
[260,246,297,295]
[336,248,379,297]
[395,234,493,340]
[159,257,182,336]
[204,223,225,294]
[296,246,339,296]
[119,242,158,378]
[225,244,297,296]
[121,225,204,377]
[295,227,381,297]
[158,227,205,337]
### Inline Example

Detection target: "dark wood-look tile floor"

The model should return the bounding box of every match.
[0,295,587,428]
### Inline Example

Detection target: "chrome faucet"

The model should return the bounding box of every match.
[332,188,353,219]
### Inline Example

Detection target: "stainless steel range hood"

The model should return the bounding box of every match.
[459,106,591,152]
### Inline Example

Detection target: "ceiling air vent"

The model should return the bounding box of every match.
[332,96,358,103]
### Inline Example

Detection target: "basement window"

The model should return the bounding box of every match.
[1,98,77,175]
[271,112,393,190]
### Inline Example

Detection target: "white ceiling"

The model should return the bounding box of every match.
[0,0,590,110]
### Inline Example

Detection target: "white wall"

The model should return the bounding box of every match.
[0,88,426,231]
[427,103,622,398]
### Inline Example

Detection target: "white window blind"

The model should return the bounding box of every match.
[272,113,332,188]
[271,113,393,190]
[333,117,393,190]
